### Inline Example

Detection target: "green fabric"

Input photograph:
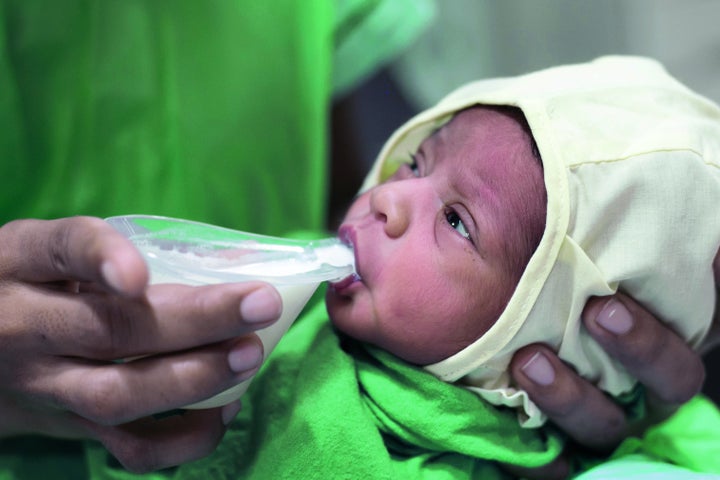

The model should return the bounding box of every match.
[3,293,720,478]
[78,296,720,479]
[609,395,720,474]
[357,346,562,468]
[84,292,563,480]
[1,0,332,235]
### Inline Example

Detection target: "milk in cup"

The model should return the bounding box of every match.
[106,215,355,409]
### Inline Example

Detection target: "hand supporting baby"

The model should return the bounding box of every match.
[0,217,282,473]
[505,246,720,480]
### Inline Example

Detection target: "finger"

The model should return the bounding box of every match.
[42,335,263,425]
[88,407,228,473]
[583,294,705,406]
[135,282,282,356]
[510,345,627,451]
[14,281,281,359]
[0,217,148,296]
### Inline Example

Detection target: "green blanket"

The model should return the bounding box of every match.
[85,293,563,480]
[3,291,720,479]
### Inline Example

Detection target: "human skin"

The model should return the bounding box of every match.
[506,285,719,480]
[0,216,282,473]
[326,106,546,365]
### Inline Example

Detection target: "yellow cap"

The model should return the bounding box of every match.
[362,56,720,426]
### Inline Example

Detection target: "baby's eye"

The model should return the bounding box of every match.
[446,210,472,242]
[408,154,420,176]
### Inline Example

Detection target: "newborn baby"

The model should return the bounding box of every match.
[326,56,720,426]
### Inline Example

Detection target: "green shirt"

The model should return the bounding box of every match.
[1,0,332,234]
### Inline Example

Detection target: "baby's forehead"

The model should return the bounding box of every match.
[426,106,537,153]
[418,105,542,174]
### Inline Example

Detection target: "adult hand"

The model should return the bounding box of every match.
[504,246,720,480]
[0,217,283,473]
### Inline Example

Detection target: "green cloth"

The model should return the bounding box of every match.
[1,0,332,235]
[1,290,719,479]
[0,0,435,232]
[609,395,720,474]
[80,294,720,479]
[83,292,563,480]
[573,396,720,479]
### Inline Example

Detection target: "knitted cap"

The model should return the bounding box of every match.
[360,56,720,426]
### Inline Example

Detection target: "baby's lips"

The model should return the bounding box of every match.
[328,272,362,294]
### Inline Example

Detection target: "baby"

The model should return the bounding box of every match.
[326,55,720,426]
[86,56,720,478]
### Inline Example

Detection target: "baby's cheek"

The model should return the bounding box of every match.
[384,277,449,324]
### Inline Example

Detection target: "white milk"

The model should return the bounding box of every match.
[140,240,353,409]
[106,215,354,409]
[183,282,319,409]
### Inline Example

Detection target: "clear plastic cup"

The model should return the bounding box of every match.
[106,215,354,409]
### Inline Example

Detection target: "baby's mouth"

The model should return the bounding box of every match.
[329,271,362,293]
[330,225,363,292]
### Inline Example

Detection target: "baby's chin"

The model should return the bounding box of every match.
[324,290,362,335]
[324,292,387,349]
[324,301,452,366]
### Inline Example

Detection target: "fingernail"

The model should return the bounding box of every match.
[228,340,263,373]
[101,261,124,292]
[240,287,282,323]
[221,400,242,425]
[596,298,633,334]
[521,352,555,386]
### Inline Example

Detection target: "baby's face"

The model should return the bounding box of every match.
[326,107,546,365]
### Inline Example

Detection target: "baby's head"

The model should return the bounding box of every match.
[326,106,546,365]
[327,56,720,426]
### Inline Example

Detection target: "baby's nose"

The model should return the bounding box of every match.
[369,183,410,238]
